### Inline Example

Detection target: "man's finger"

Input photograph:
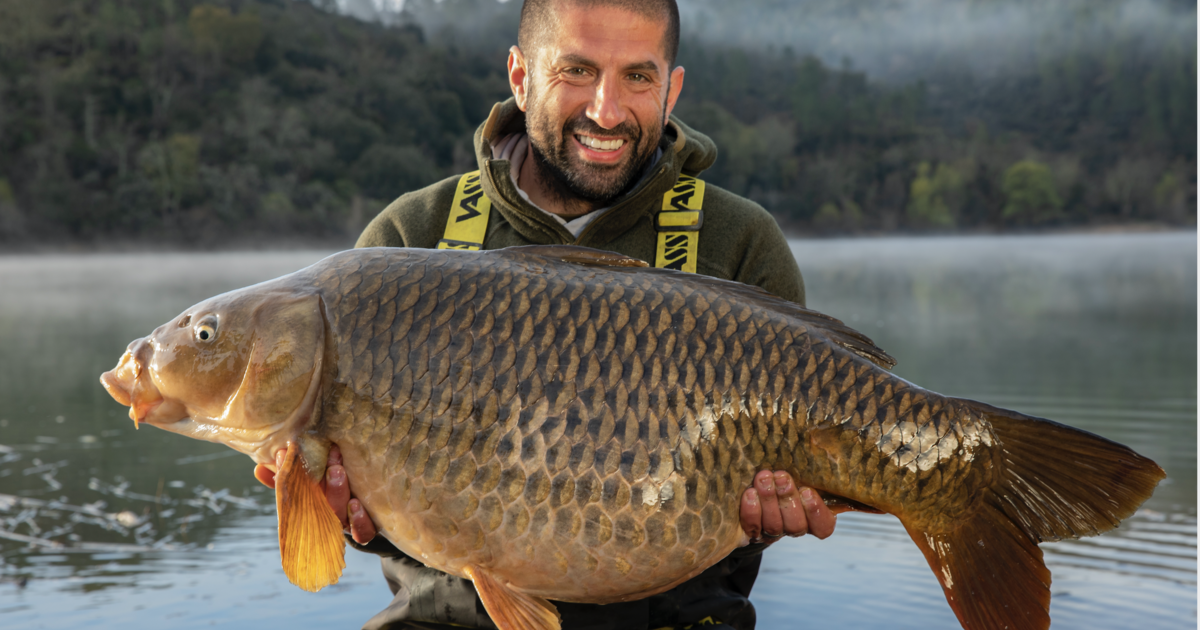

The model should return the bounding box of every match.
[800,487,836,539]
[773,471,810,537]
[348,498,376,545]
[326,463,351,530]
[324,446,352,530]
[739,487,763,541]
[253,464,275,489]
[755,470,784,537]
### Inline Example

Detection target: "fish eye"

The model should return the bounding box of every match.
[194,316,218,342]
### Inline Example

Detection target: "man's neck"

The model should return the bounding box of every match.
[517,143,601,219]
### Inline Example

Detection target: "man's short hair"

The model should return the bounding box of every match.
[518,0,681,68]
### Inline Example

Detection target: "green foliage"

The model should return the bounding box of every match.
[139,133,202,214]
[0,0,1192,246]
[907,162,966,228]
[189,4,263,64]
[1003,160,1063,224]
[0,176,23,240]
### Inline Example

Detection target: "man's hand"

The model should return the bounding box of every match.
[739,470,835,544]
[252,445,377,544]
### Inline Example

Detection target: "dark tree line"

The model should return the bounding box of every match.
[0,0,1193,247]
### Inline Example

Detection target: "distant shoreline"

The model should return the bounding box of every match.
[0,223,1193,256]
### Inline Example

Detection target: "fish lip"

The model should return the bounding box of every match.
[100,370,132,406]
[101,338,172,429]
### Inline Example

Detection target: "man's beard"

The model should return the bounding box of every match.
[525,96,663,208]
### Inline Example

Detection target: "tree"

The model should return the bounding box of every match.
[1002,160,1063,225]
[907,162,965,228]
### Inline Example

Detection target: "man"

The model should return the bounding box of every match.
[259,1,835,628]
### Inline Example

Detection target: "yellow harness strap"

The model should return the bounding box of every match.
[437,171,492,250]
[654,174,705,273]
[438,171,704,272]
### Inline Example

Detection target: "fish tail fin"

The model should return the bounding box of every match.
[276,441,346,592]
[901,402,1165,630]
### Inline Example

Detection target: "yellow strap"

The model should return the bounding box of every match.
[655,175,705,273]
[437,171,492,250]
[437,171,703,272]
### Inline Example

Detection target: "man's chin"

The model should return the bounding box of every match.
[563,155,648,202]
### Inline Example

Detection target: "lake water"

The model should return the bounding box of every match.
[0,233,1194,629]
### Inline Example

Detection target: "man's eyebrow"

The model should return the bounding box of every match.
[622,61,660,75]
[557,53,598,68]
[555,54,661,75]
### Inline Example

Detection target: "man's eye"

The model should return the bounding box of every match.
[629,73,647,82]
[566,67,588,76]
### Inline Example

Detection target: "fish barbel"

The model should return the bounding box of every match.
[100,245,1164,630]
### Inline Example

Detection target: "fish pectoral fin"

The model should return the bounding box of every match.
[276,441,346,592]
[464,565,561,630]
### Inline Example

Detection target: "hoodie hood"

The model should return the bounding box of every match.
[471,98,718,246]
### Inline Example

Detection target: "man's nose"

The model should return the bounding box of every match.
[586,74,627,130]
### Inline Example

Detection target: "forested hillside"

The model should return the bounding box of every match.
[0,0,1193,247]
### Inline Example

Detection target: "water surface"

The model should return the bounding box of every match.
[0,233,1194,628]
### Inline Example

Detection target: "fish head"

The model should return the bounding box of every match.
[100,286,326,464]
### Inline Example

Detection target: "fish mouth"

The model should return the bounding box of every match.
[100,338,167,429]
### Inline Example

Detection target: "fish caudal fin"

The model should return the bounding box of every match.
[276,441,346,592]
[903,402,1165,630]
[465,565,562,630]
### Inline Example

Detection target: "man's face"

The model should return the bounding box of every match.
[510,4,686,205]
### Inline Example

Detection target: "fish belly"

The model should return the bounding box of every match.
[337,428,749,603]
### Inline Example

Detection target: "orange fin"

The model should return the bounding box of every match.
[464,565,561,630]
[276,441,346,592]
[903,507,1051,630]
[901,400,1166,630]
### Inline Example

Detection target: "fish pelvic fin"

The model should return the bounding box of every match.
[464,565,561,630]
[902,401,1165,630]
[276,441,346,592]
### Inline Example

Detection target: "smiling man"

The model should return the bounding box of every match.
[327,1,835,628]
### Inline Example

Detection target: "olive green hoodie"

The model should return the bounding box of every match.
[356,98,806,306]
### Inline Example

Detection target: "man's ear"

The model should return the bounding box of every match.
[664,66,685,119]
[508,46,531,111]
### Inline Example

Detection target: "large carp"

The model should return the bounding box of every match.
[100,246,1163,630]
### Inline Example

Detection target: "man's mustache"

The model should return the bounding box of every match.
[562,116,641,143]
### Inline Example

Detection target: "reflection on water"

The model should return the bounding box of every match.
[0,234,1195,629]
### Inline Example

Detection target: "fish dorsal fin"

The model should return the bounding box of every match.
[464,565,562,630]
[681,274,897,370]
[788,305,896,370]
[492,245,650,268]
[276,441,346,592]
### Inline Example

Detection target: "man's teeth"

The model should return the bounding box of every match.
[578,135,625,151]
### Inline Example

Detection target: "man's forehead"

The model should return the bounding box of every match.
[541,4,670,70]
